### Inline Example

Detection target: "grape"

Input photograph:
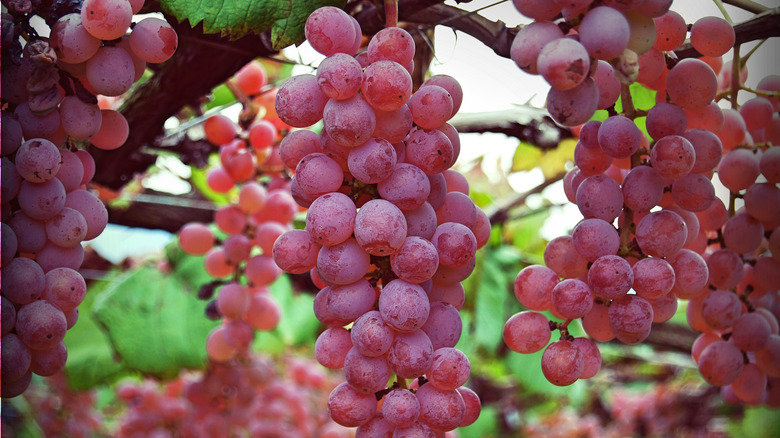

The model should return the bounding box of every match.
[50,13,101,64]
[706,248,744,290]
[571,218,620,262]
[625,10,657,54]
[421,301,462,350]
[646,102,686,140]
[573,337,602,379]
[408,85,453,130]
[315,327,353,369]
[29,341,68,377]
[650,134,696,180]
[80,0,132,40]
[40,267,87,313]
[755,335,780,378]
[360,60,413,112]
[667,249,709,299]
[593,60,621,110]
[740,97,774,132]
[622,165,666,212]
[422,75,464,117]
[537,38,590,90]
[581,301,615,342]
[598,115,642,159]
[551,279,594,319]
[45,207,88,248]
[382,389,420,428]
[546,77,599,126]
[275,74,328,127]
[635,210,687,257]
[513,265,558,311]
[272,229,320,275]
[348,137,397,184]
[690,16,735,57]
[354,199,407,256]
[14,102,60,141]
[608,295,654,344]
[700,290,742,331]
[86,46,136,97]
[510,21,564,75]
[731,363,768,404]
[404,202,438,240]
[315,53,363,100]
[435,191,478,228]
[431,222,476,268]
[503,311,551,354]
[379,279,430,333]
[294,152,344,197]
[316,238,370,285]
[305,7,357,57]
[356,413,395,437]
[18,178,67,222]
[1,334,32,383]
[512,0,562,20]
[542,236,586,279]
[64,189,109,240]
[390,236,439,283]
[541,340,583,386]
[731,312,771,352]
[89,109,129,150]
[279,129,321,169]
[579,6,630,60]
[630,257,675,299]
[0,224,16,269]
[367,27,415,65]
[55,149,85,192]
[722,211,764,255]
[744,183,780,223]
[457,387,482,427]
[373,105,414,143]
[16,300,68,351]
[666,59,718,110]
[327,280,377,323]
[216,283,250,320]
[387,330,434,379]
[323,93,377,147]
[588,255,633,299]
[575,173,624,222]
[128,17,178,63]
[427,347,470,391]
[8,212,47,253]
[653,10,686,51]
[305,192,356,247]
[637,47,665,86]
[671,173,715,212]
[14,138,61,183]
[717,108,748,152]
[351,310,395,357]
[204,114,237,146]
[698,340,744,386]
[406,126,455,175]
[1,157,21,202]
[415,383,466,432]
[343,347,391,394]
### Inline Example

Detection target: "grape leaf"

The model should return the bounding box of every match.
[91,267,217,378]
[160,0,346,48]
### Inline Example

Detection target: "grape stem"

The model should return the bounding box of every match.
[713,0,735,24]
[730,44,742,109]
[385,0,399,28]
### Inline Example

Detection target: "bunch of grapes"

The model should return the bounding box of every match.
[1,0,178,398]
[114,353,352,438]
[503,0,780,406]
[178,60,298,363]
[269,6,485,434]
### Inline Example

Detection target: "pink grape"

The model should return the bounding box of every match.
[382,389,420,428]
[89,109,129,150]
[415,384,465,432]
[390,236,439,283]
[15,138,61,183]
[588,255,633,299]
[129,17,178,63]
[653,10,686,51]
[327,280,377,323]
[698,340,744,386]
[551,278,593,319]
[513,265,558,311]
[731,312,771,352]
[650,134,696,180]
[667,249,709,299]
[421,301,463,351]
[598,115,642,159]
[646,102,686,140]
[387,330,434,379]
[367,26,415,65]
[593,60,621,109]
[44,207,88,247]
[722,211,764,255]
[582,301,615,342]
[422,75,464,118]
[632,257,675,299]
[18,178,66,221]
[49,13,101,64]
[537,37,590,90]
[55,149,85,192]
[408,85,453,130]
[373,105,414,143]
[578,6,630,60]
[305,6,357,56]
[573,337,602,379]
[327,382,377,427]
[570,218,620,262]
[427,347,470,391]
[377,163,431,210]
[635,210,687,257]
[575,174,624,222]
[622,165,666,212]
[275,74,328,127]
[2,256,45,305]
[354,199,407,256]
[546,77,599,127]
[608,295,654,344]
[272,230,320,275]
[666,58,718,110]
[81,0,132,40]
[671,173,715,212]
[379,279,430,333]
[323,93,377,147]
[503,311,551,354]
[85,46,135,97]
[541,340,583,386]
[305,192,356,246]
[343,347,391,393]
[316,238,370,285]
[690,16,735,57]
[510,21,564,75]
[351,310,395,357]
[15,300,68,351]
[361,60,413,112]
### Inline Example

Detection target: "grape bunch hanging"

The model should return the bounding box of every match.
[1,0,177,398]
[271,6,486,435]
[504,0,780,407]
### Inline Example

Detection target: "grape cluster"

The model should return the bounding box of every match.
[1,0,178,398]
[270,6,485,434]
[178,60,299,363]
[114,354,352,438]
[504,0,780,406]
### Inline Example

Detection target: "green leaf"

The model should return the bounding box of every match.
[472,249,521,354]
[161,0,346,48]
[510,142,543,172]
[268,274,319,346]
[459,406,500,438]
[91,267,218,379]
